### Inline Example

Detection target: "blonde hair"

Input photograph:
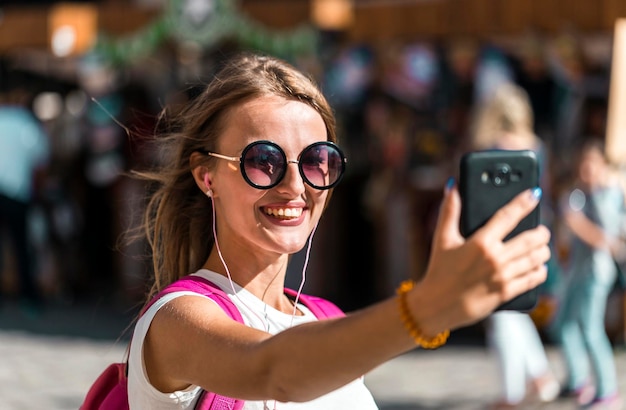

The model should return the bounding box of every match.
[136,53,337,300]
[471,82,536,150]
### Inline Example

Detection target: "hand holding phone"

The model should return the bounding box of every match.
[459,150,541,311]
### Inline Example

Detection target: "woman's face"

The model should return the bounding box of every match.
[209,95,330,256]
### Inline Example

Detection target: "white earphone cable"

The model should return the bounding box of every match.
[209,194,318,410]
[210,196,270,332]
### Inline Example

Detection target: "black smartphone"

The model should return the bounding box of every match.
[459,149,540,311]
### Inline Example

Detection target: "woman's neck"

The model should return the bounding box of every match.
[204,250,293,311]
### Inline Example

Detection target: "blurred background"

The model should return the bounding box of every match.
[1,1,626,407]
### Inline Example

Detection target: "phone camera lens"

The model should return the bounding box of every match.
[492,164,511,186]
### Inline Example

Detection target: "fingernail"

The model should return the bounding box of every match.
[531,187,542,201]
[445,177,455,193]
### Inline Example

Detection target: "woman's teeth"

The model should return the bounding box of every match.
[264,207,303,219]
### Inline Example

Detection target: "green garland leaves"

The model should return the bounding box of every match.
[94,0,318,66]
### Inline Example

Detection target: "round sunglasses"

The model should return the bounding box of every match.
[205,140,347,190]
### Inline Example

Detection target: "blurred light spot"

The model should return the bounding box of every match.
[569,188,586,211]
[311,0,354,30]
[66,89,88,117]
[51,25,77,57]
[33,92,64,121]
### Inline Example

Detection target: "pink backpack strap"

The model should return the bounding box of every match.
[143,275,243,323]
[284,288,345,319]
[150,275,245,410]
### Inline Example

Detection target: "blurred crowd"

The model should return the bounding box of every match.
[0,29,625,349]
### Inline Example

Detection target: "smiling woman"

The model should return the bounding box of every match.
[82,52,551,410]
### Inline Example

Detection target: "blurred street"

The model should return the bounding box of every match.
[1,300,625,410]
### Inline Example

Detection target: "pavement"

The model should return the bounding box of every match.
[1,300,625,410]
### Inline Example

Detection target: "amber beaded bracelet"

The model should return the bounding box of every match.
[396,280,450,349]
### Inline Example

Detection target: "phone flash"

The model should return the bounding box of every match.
[481,171,489,183]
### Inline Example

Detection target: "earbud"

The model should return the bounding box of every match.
[204,174,212,198]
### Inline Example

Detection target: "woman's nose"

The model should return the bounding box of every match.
[277,161,306,195]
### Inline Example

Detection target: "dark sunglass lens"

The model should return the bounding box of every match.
[300,144,344,188]
[243,143,285,187]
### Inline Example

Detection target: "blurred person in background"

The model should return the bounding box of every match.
[470,82,561,409]
[0,86,50,312]
[513,34,558,146]
[439,38,478,155]
[362,95,418,299]
[77,56,127,300]
[548,33,589,171]
[554,139,623,409]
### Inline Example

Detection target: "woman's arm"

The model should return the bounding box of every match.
[144,186,550,403]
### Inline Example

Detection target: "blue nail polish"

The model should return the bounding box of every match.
[531,187,542,200]
[445,177,455,191]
